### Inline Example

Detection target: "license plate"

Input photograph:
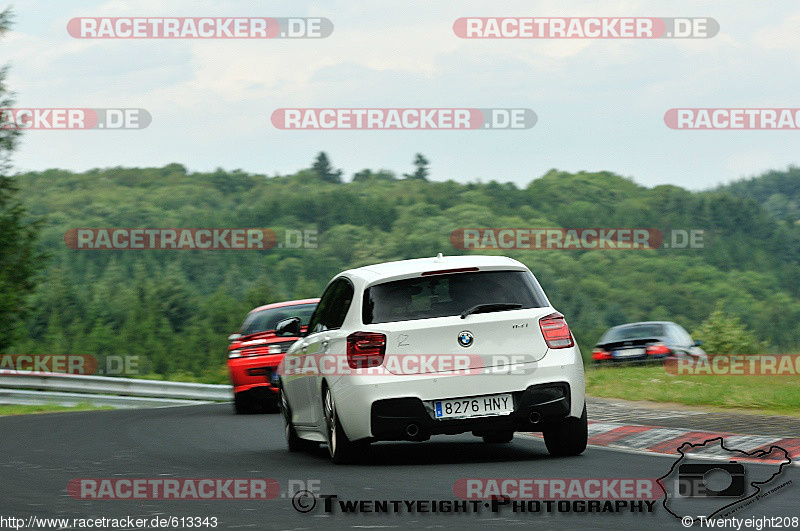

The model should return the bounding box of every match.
[612,348,645,358]
[434,393,513,419]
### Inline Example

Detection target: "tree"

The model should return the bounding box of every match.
[404,153,429,181]
[352,169,372,182]
[692,305,764,355]
[352,169,397,182]
[0,9,45,351]
[311,152,342,183]
[9,162,800,378]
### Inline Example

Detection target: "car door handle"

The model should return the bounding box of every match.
[322,336,330,350]
[300,342,308,353]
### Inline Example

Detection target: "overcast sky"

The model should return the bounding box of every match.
[4,0,800,189]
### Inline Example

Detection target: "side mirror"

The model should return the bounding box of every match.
[693,339,703,347]
[275,317,302,337]
[228,333,242,343]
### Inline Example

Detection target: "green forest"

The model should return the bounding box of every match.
[6,159,800,382]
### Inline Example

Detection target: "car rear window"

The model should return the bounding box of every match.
[240,303,317,335]
[362,270,548,324]
[600,324,665,343]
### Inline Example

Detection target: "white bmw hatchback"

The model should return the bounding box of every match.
[275,254,587,463]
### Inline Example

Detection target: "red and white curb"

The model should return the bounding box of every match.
[524,421,800,465]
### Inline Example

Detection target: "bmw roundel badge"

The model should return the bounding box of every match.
[458,331,474,348]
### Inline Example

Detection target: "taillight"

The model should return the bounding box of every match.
[592,349,611,360]
[346,332,387,369]
[646,343,671,355]
[539,312,574,349]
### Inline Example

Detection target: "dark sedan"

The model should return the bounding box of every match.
[592,321,706,364]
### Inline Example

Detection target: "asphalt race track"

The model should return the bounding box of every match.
[1,404,797,530]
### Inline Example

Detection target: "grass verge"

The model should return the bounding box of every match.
[585,365,800,417]
[0,403,113,416]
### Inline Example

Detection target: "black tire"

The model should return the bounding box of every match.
[233,393,253,414]
[322,385,364,464]
[280,383,315,452]
[264,395,281,414]
[543,404,588,457]
[482,433,514,444]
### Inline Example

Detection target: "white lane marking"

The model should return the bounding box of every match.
[614,428,689,449]
[722,435,784,451]
[587,422,624,436]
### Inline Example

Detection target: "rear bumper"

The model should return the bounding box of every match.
[234,383,280,395]
[371,383,570,441]
[594,353,668,364]
[227,355,282,394]
[330,345,585,441]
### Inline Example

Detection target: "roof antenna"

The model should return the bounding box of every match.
[434,252,445,262]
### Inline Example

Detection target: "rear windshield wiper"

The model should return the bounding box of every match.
[460,302,523,319]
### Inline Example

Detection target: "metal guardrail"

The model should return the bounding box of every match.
[0,371,233,407]
[0,389,214,408]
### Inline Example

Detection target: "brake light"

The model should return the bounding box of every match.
[420,267,479,276]
[346,332,387,369]
[592,349,611,360]
[539,312,574,349]
[646,343,671,355]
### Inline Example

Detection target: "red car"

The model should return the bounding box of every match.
[227,298,319,414]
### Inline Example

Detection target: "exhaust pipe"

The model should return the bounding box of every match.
[528,411,542,424]
[405,423,420,438]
